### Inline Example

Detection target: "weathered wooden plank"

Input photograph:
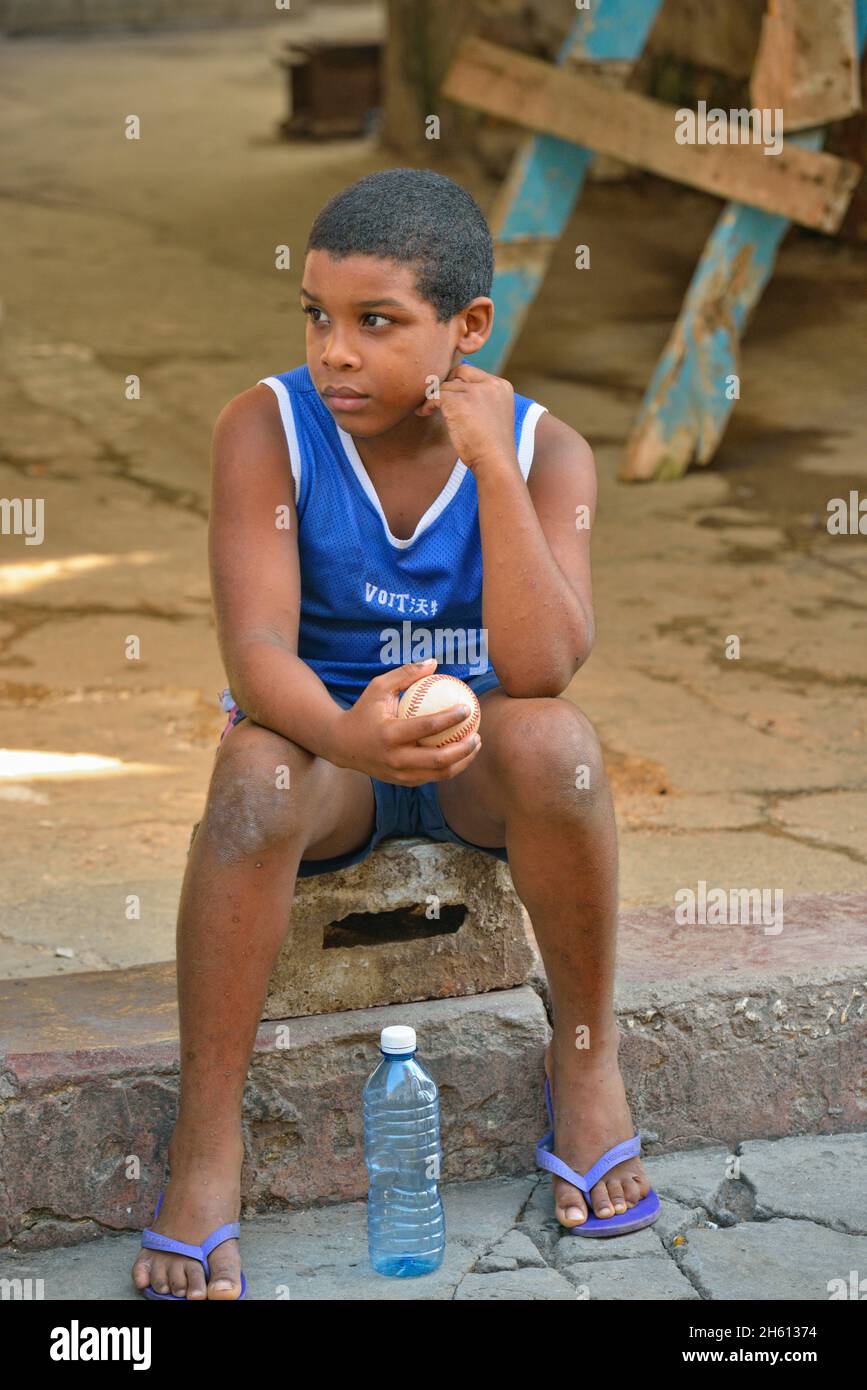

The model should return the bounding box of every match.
[474,0,664,373]
[442,36,862,233]
[751,0,861,131]
[621,0,867,481]
[620,195,798,481]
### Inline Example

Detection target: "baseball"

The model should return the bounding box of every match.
[397,673,481,749]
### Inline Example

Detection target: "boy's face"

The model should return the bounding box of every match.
[301,250,492,438]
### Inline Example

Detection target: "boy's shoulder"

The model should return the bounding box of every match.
[532,408,595,469]
[526,408,597,514]
[212,366,319,453]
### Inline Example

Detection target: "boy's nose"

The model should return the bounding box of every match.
[320,333,361,371]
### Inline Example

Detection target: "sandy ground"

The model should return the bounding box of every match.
[0,22,865,978]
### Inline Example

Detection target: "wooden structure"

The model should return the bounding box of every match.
[442,0,867,480]
[752,0,862,128]
[278,38,383,140]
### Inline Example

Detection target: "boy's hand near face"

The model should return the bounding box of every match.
[415,362,516,474]
[328,659,482,786]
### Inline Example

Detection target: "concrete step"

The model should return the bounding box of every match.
[2,1134,866,1300]
[1,891,864,1251]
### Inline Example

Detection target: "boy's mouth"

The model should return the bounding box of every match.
[322,385,370,412]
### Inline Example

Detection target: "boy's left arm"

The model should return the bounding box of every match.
[474,407,596,698]
[417,362,597,699]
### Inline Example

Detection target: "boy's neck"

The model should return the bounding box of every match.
[350,406,455,472]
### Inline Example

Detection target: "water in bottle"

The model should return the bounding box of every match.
[363,1024,445,1277]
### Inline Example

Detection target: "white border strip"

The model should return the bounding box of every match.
[336,424,467,551]
[257,376,302,506]
[517,401,548,480]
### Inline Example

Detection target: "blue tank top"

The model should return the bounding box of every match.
[247,362,547,705]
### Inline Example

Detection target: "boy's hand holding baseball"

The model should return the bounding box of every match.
[328,659,482,786]
[414,362,515,474]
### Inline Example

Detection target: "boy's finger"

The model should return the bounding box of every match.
[431,736,483,780]
[370,658,437,693]
[391,731,481,773]
[386,703,476,746]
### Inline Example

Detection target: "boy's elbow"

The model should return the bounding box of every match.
[500,672,576,699]
[551,647,593,698]
[552,627,595,695]
[502,648,593,700]
[495,616,595,699]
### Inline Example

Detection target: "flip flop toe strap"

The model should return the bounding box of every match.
[202,1222,241,1260]
[141,1228,210,1279]
[140,1221,241,1283]
[579,1133,642,1191]
[141,1187,241,1285]
[536,1131,642,1195]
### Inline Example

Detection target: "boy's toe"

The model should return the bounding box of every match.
[207,1242,242,1299]
[605,1178,628,1214]
[589,1180,615,1219]
[145,1254,171,1295]
[168,1259,191,1299]
[553,1178,588,1228]
[620,1176,643,1206]
[184,1262,207,1299]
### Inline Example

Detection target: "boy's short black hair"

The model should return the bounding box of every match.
[305,167,494,323]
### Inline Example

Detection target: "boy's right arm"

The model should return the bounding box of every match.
[209,388,482,783]
[209,385,346,763]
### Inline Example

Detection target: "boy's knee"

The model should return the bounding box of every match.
[204,720,317,859]
[494,696,606,800]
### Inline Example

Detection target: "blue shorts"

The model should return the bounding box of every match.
[217,670,508,878]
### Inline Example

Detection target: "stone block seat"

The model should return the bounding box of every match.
[268,836,542,1018]
[189,821,543,1017]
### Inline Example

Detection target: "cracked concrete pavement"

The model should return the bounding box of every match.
[3,1133,865,1299]
[0,23,866,976]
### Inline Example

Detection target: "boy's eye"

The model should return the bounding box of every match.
[302,305,392,329]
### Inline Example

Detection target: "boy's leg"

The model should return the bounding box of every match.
[131,718,378,1299]
[435,688,651,1230]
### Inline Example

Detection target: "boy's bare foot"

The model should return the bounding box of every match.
[131,1134,245,1300]
[543,1035,653,1231]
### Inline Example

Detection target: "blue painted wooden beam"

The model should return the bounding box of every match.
[475,0,664,374]
[622,0,867,480]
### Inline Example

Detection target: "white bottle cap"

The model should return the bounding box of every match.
[380,1025,416,1054]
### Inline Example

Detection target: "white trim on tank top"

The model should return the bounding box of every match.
[519,401,548,476]
[257,376,547,549]
[337,398,549,551]
[257,377,302,506]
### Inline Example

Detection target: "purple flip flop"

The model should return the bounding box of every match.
[535,1074,661,1237]
[139,1188,248,1300]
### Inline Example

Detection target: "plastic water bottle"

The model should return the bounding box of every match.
[363,1025,445,1277]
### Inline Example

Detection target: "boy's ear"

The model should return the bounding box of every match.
[455,297,494,355]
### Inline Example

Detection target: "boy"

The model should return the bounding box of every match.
[132,167,658,1301]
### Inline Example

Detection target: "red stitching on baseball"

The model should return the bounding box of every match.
[405,674,440,717]
[401,675,480,742]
